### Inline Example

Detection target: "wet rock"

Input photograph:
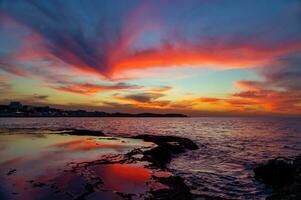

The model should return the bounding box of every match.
[254,154,301,200]
[149,176,192,200]
[7,169,16,176]
[115,192,135,199]
[67,135,198,200]
[192,194,232,200]
[133,135,198,150]
[132,135,198,167]
[59,129,105,136]
[32,182,46,188]
[254,157,296,188]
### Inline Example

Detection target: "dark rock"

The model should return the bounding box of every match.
[105,134,197,199]
[59,129,105,136]
[132,135,198,167]
[133,135,198,150]
[32,182,46,188]
[115,192,135,199]
[254,157,296,188]
[192,194,232,200]
[7,169,16,176]
[254,154,301,200]
[149,176,192,200]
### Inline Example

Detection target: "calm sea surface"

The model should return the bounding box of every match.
[0,117,301,199]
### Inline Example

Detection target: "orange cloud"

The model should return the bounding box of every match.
[123,89,301,116]
[3,10,301,81]
[235,81,263,90]
[107,41,301,78]
[233,90,301,113]
[197,97,223,103]
[145,86,173,93]
[52,82,142,95]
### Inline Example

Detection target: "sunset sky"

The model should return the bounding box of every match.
[1,0,301,116]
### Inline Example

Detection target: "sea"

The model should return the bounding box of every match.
[0,117,300,200]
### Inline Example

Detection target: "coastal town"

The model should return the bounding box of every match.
[0,102,187,117]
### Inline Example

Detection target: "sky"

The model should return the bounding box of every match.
[0,0,301,116]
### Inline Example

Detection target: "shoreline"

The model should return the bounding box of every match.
[1,128,198,200]
[2,127,299,199]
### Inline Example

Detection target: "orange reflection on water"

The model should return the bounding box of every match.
[0,133,155,199]
[50,138,123,151]
[91,164,151,194]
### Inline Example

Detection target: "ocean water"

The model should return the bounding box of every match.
[0,117,301,199]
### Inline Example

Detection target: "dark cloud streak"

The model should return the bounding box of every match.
[52,82,142,95]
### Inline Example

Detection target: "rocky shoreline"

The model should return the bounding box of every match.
[254,154,301,200]
[3,128,299,199]
[2,128,199,200]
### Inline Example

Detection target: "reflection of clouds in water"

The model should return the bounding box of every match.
[0,156,27,167]
[90,164,151,194]
[0,144,6,151]
[0,134,147,171]
[48,137,151,154]
[49,138,123,151]
[0,132,156,199]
